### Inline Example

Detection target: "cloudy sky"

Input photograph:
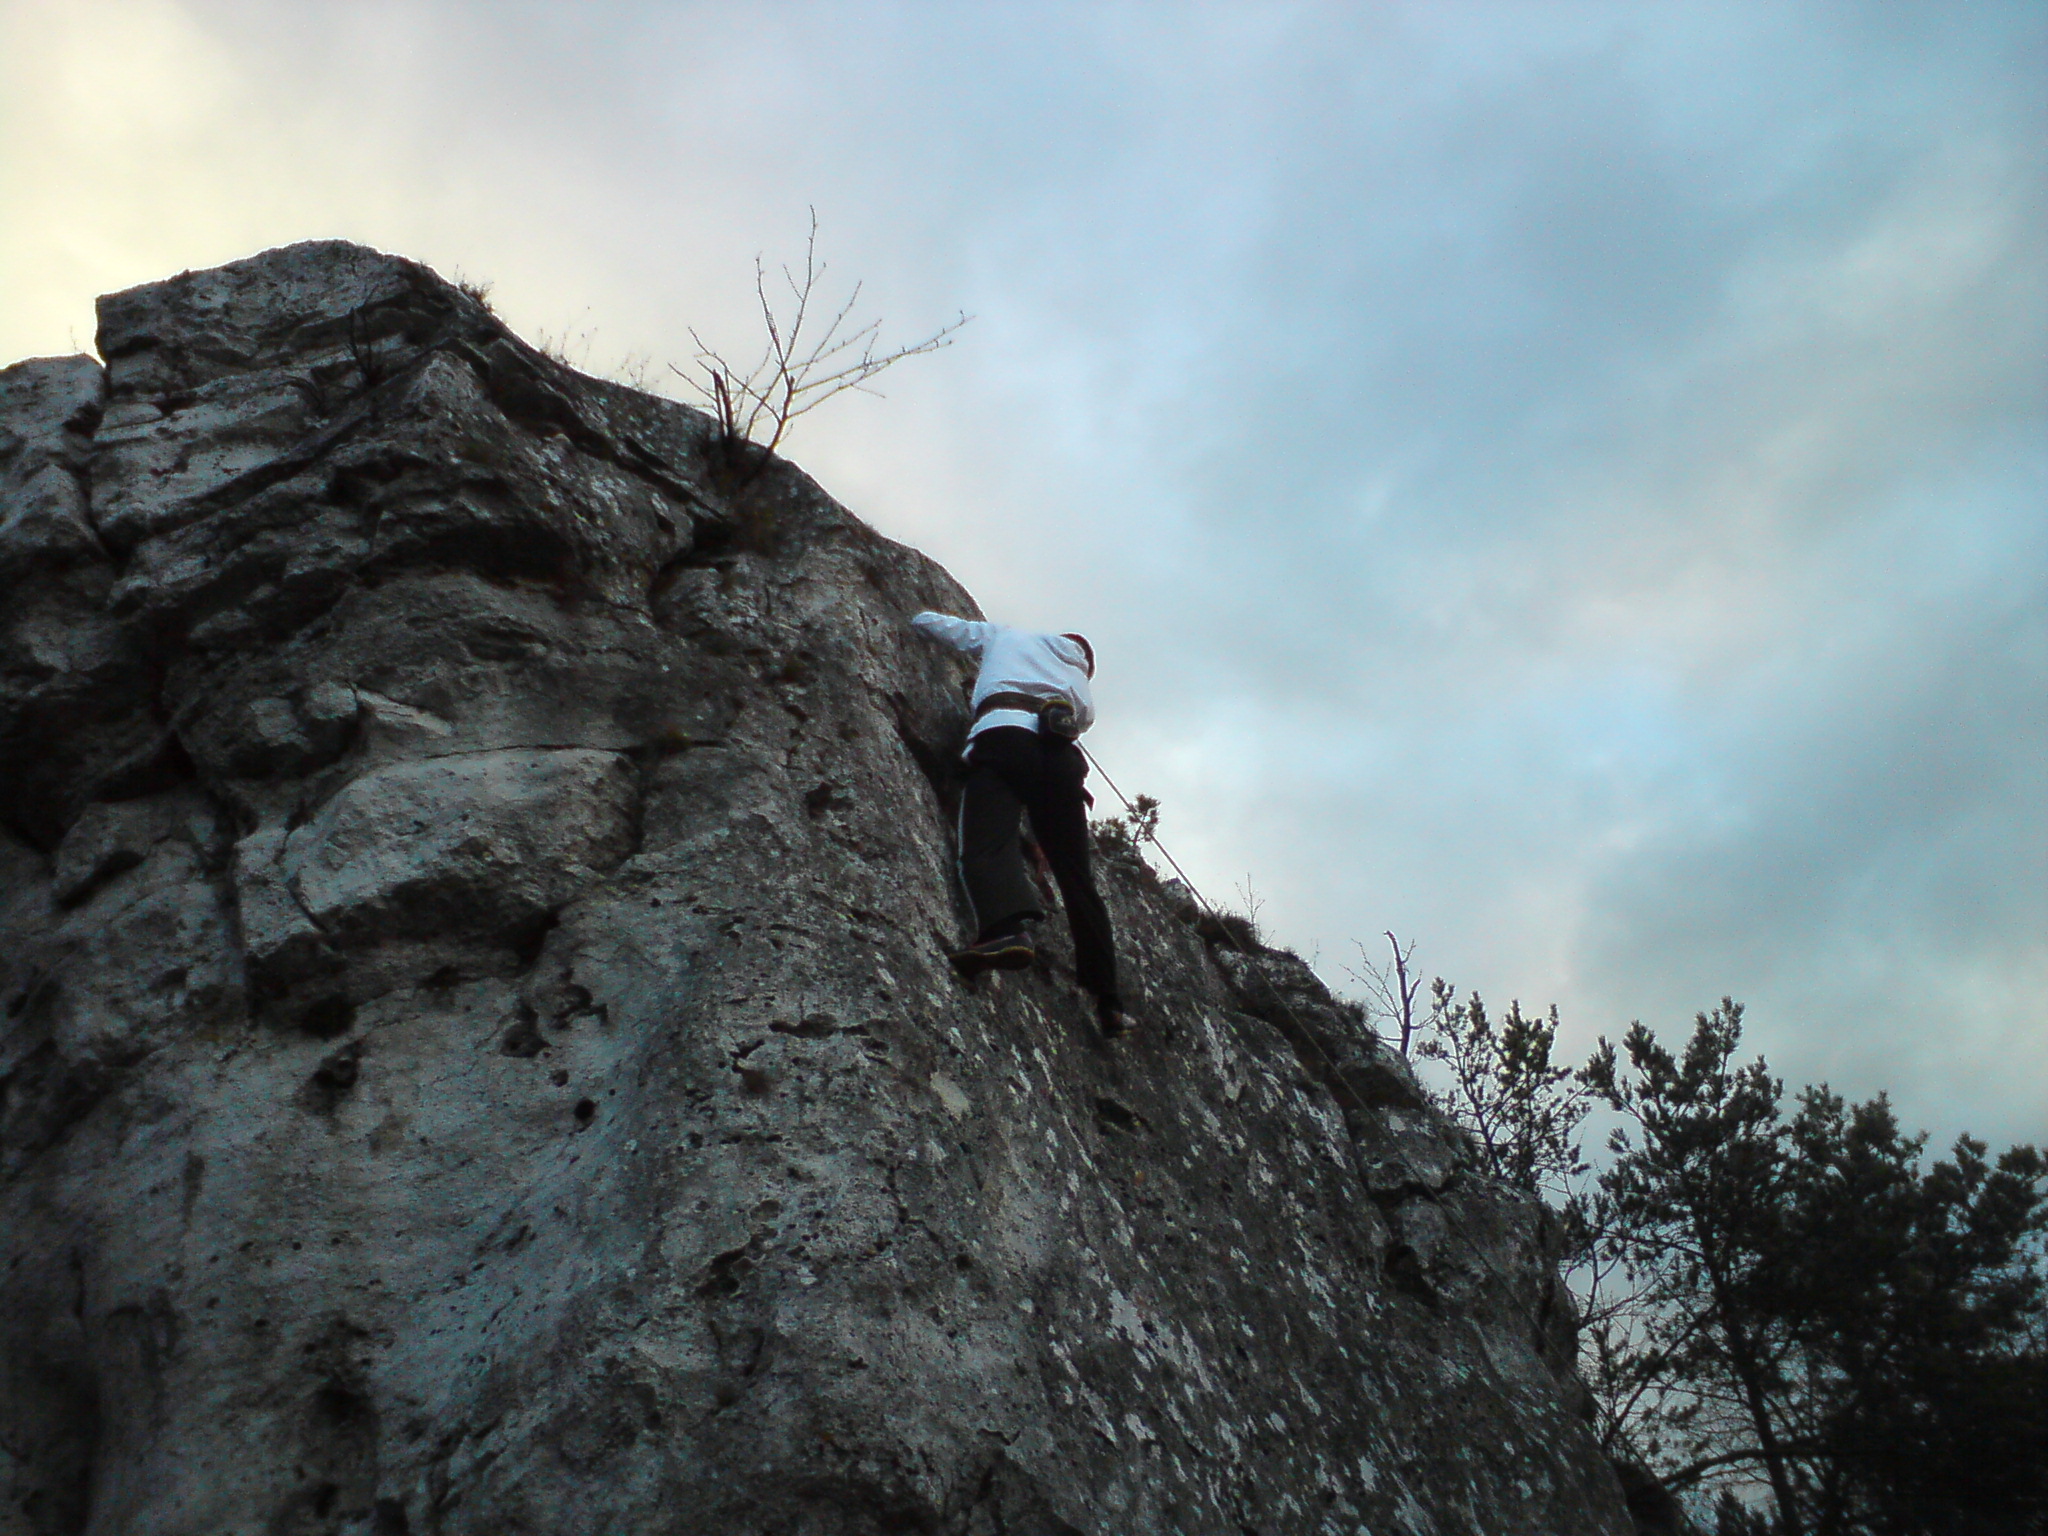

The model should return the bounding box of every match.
[4,1,2042,1148]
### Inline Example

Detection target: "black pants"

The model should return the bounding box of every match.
[957,726,1120,1006]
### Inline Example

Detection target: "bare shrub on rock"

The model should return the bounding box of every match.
[673,210,969,489]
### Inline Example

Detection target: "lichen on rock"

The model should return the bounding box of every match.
[0,241,1632,1535]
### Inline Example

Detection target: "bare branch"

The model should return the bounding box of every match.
[1346,931,1426,1055]
[671,208,971,489]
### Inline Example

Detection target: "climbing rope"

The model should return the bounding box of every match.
[1078,743,1224,928]
[1078,740,1370,1085]
[1081,740,1553,1316]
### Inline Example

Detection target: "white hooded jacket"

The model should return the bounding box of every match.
[911,612,1095,743]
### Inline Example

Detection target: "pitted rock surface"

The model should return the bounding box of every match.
[0,242,1631,1536]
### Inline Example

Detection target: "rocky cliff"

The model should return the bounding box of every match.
[0,243,1631,1536]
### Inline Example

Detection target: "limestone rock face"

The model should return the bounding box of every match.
[0,243,1631,1536]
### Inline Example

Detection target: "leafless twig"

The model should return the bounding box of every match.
[672,209,970,483]
[1349,930,1424,1054]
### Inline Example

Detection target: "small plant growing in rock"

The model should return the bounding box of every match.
[1095,792,1161,857]
[1417,981,1589,1197]
[452,274,496,313]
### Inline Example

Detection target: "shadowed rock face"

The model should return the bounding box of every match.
[0,242,1631,1536]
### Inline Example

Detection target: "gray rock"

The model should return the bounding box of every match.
[2,790,240,1174]
[0,564,163,851]
[285,746,638,945]
[0,356,106,580]
[233,823,337,993]
[89,372,320,552]
[0,461,104,580]
[0,243,1632,1535]
[50,792,220,905]
[0,356,160,848]
[0,355,103,480]
[93,238,438,401]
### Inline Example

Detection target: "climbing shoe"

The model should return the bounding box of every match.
[950,935,1036,977]
[1096,998,1131,1039]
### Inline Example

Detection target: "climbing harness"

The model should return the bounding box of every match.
[975,691,1082,741]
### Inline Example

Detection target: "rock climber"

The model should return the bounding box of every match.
[911,610,1129,1038]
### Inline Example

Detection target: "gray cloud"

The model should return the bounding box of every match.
[5,0,2041,1144]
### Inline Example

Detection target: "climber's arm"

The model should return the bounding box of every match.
[911,611,992,659]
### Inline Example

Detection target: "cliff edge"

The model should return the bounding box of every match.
[0,242,1631,1535]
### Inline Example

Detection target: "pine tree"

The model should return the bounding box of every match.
[1582,1005,2048,1535]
